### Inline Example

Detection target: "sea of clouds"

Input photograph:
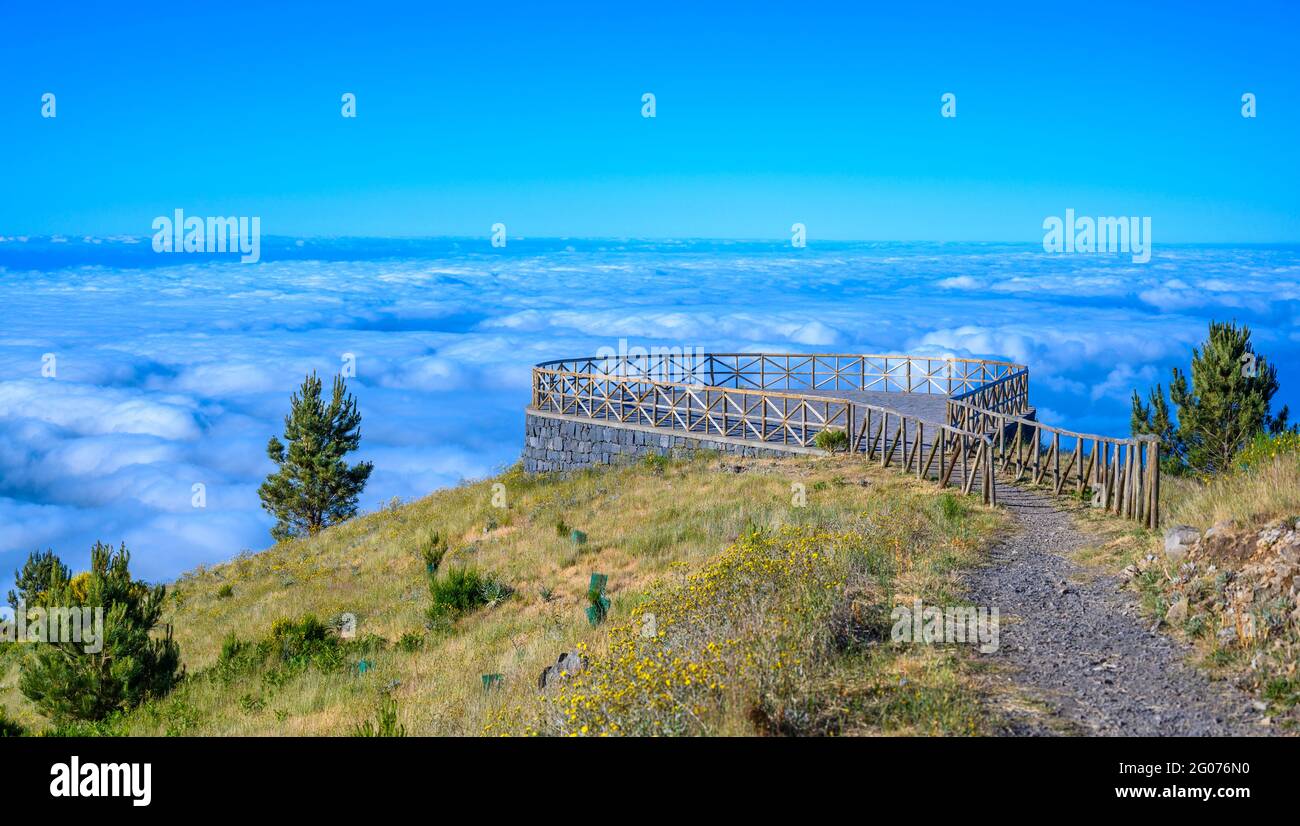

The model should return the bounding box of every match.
[1,238,1297,597]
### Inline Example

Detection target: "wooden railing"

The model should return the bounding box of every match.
[536,353,1025,395]
[532,363,1000,506]
[949,367,1031,417]
[946,398,1159,528]
[532,351,1157,525]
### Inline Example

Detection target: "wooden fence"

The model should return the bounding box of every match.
[945,398,1160,528]
[532,352,1157,525]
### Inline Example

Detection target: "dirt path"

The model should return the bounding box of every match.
[967,484,1273,736]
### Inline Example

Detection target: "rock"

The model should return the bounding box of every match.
[1216,626,1237,645]
[1120,564,1140,582]
[1257,524,1289,550]
[1164,525,1200,562]
[537,650,587,690]
[1165,597,1189,627]
[1205,519,1238,539]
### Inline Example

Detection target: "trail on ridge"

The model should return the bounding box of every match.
[965,485,1272,736]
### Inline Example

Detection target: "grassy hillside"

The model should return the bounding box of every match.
[1,452,1006,736]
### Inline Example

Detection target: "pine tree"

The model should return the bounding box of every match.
[18,542,182,722]
[1132,321,1289,474]
[7,549,70,611]
[258,372,373,541]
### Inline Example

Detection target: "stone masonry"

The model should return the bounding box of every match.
[522,410,814,473]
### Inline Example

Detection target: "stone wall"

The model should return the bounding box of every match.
[523,410,815,473]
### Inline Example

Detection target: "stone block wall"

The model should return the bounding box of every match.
[522,410,813,473]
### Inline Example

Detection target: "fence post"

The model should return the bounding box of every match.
[1147,437,1160,530]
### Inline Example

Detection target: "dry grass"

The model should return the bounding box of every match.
[0,452,1005,736]
[1164,457,1300,530]
[1072,456,1300,580]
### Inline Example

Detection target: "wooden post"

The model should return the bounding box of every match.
[1052,433,1061,490]
[1147,438,1160,529]
[916,422,925,477]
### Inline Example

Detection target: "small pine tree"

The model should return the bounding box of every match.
[258,372,374,541]
[18,542,182,723]
[7,549,70,611]
[1132,321,1290,474]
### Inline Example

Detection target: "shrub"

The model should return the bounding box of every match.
[351,697,406,737]
[480,577,514,607]
[426,565,513,625]
[534,527,861,736]
[213,616,361,688]
[264,615,340,669]
[642,453,670,473]
[0,706,25,737]
[1235,431,1300,472]
[216,583,234,599]
[815,428,850,453]
[213,633,259,683]
[397,631,425,652]
[419,532,447,574]
[18,542,183,723]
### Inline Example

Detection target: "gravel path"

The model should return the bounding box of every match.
[967,483,1273,736]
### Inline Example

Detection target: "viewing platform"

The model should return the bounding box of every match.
[525,352,1159,526]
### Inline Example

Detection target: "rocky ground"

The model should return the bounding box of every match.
[966,484,1274,736]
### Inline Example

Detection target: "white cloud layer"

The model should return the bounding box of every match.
[1,240,1295,594]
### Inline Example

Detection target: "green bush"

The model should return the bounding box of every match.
[397,631,425,652]
[216,583,234,599]
[352,697,406,737]
[214,615,368,688]
[814,428,850,453]
[0,706,25,737]
[263,615,342,670]
[1235,431,1300,472]
[18,542,183,723]
[426,567,510,624]
[642,453,671,473]
[213,633,258,683]
[429,567,487,617]
[419,532,447,574]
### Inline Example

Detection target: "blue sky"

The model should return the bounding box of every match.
[2,0,1298,240]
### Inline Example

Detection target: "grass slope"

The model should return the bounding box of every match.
[2,453,1005,736]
